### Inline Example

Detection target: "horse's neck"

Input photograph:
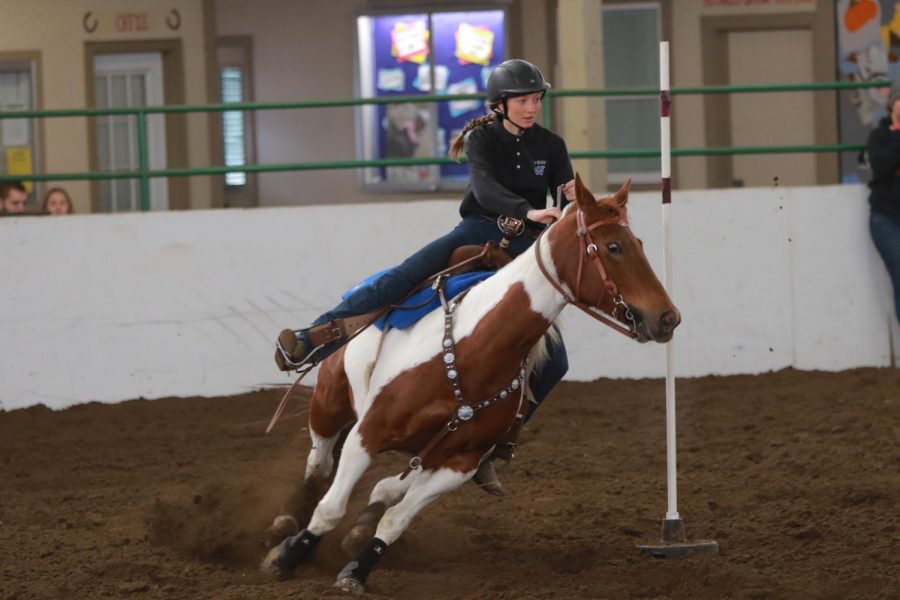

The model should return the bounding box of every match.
[452,234,568,346]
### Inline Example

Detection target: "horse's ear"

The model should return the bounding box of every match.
[611,179,631,208]
[573,172,595,212]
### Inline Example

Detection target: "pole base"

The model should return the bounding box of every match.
[636,518,719,559]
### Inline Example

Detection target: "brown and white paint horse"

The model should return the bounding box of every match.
[262,174,679,593]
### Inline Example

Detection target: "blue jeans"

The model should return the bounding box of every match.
[311,216,567,408]
[870,211,900,323]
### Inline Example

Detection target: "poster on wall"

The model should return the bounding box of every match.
[835,0,900,182]
[432,10,505,180]
[357,10,505,188]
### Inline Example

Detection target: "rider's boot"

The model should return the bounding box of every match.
[274,328,315,371]
[472,418,524,497]
[275,313,383,372]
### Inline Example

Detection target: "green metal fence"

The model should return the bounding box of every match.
[0,79,888,211]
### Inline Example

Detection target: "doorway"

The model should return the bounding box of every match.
[93,53,168,212]
[727,29,816,188]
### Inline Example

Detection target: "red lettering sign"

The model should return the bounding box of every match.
[115,13,149,33]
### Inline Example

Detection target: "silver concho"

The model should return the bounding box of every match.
[457,405,474,421]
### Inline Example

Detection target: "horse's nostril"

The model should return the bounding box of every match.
[660,311,678,332]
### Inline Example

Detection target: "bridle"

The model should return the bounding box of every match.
[534,207,638,339]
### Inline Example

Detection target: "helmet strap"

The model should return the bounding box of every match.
[491,99,527,135]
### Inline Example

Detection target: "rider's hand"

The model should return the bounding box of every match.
[526,207,562,224]
[562,179,576,201]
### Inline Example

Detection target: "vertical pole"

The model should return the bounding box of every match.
[136,109,150,212]
[659,41,682,533]
[638,43,716,558]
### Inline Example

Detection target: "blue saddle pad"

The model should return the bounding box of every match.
[342,269,495,331]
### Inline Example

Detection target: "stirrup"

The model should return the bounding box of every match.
[275,329,319,372]
[472,459,506,497]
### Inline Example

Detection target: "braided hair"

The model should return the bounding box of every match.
[448,113,496,161]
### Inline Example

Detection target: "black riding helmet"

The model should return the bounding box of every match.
[486,59,551,105]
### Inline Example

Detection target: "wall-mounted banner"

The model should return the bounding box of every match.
[835,0,900,182]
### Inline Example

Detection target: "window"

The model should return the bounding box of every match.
[603,3,661,184]
[220,67,246,186]
[0,60,40,205]
[356,9,507,191]
[216,37,256,207]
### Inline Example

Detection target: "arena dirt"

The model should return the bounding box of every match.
[1,367,898,600]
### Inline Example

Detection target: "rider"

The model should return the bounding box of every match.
[275,58,576,496]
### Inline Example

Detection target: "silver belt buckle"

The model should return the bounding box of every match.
[496,215,525,238]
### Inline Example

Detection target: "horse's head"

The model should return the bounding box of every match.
[545,173,680,343]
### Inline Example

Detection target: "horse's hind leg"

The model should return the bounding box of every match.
[341,472,415,557]
[334,460,475,593]
[265,351,356,549]
[262,423,374,579]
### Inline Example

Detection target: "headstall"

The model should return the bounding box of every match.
[534,208,638,339]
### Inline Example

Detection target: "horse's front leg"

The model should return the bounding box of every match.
[341,472,416,557]
[261,424,373,579]
[334,456,477,594]
[265,424,352,548]
[265,351,356,549]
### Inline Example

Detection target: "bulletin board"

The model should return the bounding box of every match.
[357,9,506,190]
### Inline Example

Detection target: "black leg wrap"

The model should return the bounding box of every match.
[277,528,321,573]
[337,537,388,585]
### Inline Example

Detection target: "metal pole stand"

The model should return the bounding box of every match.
[637,517,719,559]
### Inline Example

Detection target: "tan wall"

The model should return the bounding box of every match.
[216,0,366,207]
[0,0,214,213]
[4,0,841,211]
[216,0,567,207]
[671,0,836,190]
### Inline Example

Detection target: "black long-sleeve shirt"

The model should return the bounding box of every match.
[866,117,900,219]
[458,117,574,223]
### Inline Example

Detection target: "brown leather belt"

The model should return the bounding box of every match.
[476,213,542,240]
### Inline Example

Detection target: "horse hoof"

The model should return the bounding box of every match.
[341,524,375,558]
[259,544,293,580]
[334,576,365,595]
[265,514,300,548]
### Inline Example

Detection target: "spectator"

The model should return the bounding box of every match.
[0,181,27,214]
[42,187,74,215]
[865,84,900,324]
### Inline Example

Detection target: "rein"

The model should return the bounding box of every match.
[534,208,638,339]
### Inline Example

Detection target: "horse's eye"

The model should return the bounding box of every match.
[607,242,622,254]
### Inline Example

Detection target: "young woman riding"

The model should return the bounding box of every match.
[275,58,576,495]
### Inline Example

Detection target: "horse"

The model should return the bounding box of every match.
[261,174,680,593]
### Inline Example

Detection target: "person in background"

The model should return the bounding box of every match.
[42,187,74,215]
[275,59,576,496]
[0,181,28,214]
[866,84,900,324]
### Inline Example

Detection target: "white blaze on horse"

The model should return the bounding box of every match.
[261,174,680,593]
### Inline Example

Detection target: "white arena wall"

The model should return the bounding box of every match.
[1,184,896,411]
